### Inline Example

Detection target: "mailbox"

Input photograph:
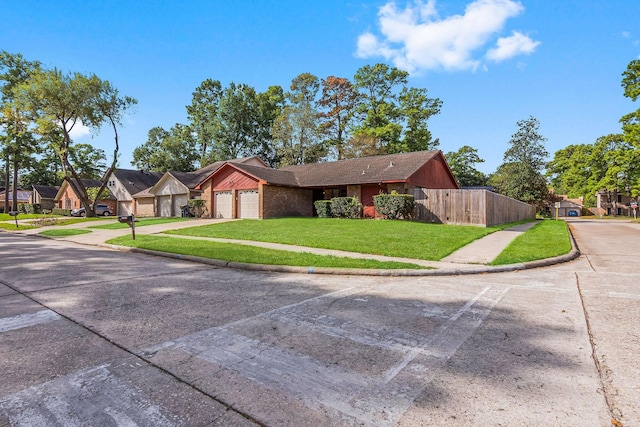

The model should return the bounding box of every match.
[118,215,134,224]
[118,214,136,240]
[8,211,18,217]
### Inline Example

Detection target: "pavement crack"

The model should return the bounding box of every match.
[575,272,622,424]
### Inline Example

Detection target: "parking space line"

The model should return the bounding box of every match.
[0,310,61,333]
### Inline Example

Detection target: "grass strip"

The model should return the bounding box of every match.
[164,218,515,261]
[90,217,191,230]
[0,222,40,230]
[107,235,426,270]
[40,229,92,237]
[491,220,572,265]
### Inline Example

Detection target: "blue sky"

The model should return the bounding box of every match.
[3,0,639,173]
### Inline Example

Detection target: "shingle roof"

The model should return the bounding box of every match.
[280,150,440,187]
[112,169,163,196]
[0,190,31,202]
[231,163,299,187]
[32,185,60,199]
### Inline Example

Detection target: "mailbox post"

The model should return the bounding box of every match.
[8,211,19,229]
[118,214,136,240]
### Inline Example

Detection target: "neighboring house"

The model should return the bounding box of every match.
[146,157,268,217]
[31,185,60,212]
[0,190,32,212]
[195,150,459,219]
[54,178,116,213]
[106,169,163,216]
[553,198,582,217]
[596,190,637,216]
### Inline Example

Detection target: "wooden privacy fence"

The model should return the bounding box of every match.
[413,188,536,227]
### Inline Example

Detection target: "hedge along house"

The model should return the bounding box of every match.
[148,156,269,217]
[281,150,459,218]
[196,150,459,219]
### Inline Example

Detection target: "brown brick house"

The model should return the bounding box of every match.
[195,150,459,219]
[54,178,116,213]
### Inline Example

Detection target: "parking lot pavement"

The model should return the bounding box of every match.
[1,229,624,426]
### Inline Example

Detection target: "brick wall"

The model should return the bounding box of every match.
[261,185,313,218]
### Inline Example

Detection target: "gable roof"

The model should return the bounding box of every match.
[279,150,443,187]
[0,190,32,202]
[32,185,60,199]
[55,178,116,201]
[199,163,299,189]
[111,169,163,196]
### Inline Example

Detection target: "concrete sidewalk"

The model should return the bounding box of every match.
[3,218,577,274]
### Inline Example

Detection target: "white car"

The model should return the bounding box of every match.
[70,204,113,217]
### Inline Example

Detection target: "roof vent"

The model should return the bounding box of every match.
[362,170,365,175]
[389,161,395,167]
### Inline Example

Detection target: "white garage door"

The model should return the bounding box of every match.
[117,201,132,216]
[172,194,188,217]
[238,190,259,219]
[157,196,171,217]
[214,191,233,218]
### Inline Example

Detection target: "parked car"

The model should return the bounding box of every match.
[70,204,113,217]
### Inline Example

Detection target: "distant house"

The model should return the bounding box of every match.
[106,169,163,216]
[31,185,60,212]
[596,190,637,216]
[553,198,582,217]
[54,178,116,213]
[0,190,32,212]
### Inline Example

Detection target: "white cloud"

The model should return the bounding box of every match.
[355,0,540,73]
[66,120,91,139]
[486,31,540,62]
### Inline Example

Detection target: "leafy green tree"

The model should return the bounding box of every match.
[546,144,594,203]
[254,85,285,167]
[397,87,442,153]
[132,124,198,172]
[15,68,137,216]
[445,146,487,187]
[210,82,260,161]
[490,116,549,205]
[68,143,107,179]
[186,79,222,166]
[0,51,41,211]
[272,73,326,166]
[19,145,61,188]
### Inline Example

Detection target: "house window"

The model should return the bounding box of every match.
[617,195,622,203]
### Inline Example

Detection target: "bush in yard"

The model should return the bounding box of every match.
[187,199,209,218]
[20,203,41,214]
[331,197,362,219]
[373,192,415,220]
[314,200,332,218]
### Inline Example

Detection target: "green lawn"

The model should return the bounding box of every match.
[107,235,426,270]
[0,213,60,221]
[165,218,517,261]
[491,220,572,265]
[40,229,92,237]
[90,217,191,230]
[0,222,39,230]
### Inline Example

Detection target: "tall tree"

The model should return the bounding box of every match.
[132,124,198,172]
[272,73,326,166]
[398,87,442,153]
[490,116,549,205]
[445,146,487,187]
[15,68,136,216]
[0,51,41,211]
[186,79,222,166]
[254,85,285,167]
[68,143,107,179]
[317,76,361,160]
[353,63,407,155]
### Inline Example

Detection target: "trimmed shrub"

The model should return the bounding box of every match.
[52,207,71,216]
[331,197,362,219]
[187,199,209,218]
[20,203,41,214]
[373,192,415,220]
[314,200,332,218]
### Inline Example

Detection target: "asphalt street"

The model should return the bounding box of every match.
[0,218,638,426]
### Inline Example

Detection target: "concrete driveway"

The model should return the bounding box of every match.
[0,218,637,426]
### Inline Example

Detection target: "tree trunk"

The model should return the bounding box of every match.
[12,159,18,212]
[3,157,9,213]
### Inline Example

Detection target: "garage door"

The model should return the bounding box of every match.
[117,201,132,216]
[214,191,233,218]
[157,196,171,217]
[238,190,259,219]
[172,194,188,217]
